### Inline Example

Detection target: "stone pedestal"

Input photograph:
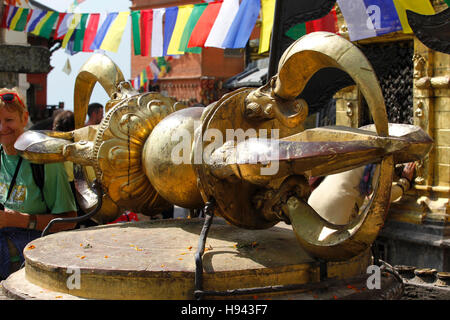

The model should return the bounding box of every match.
[1,218,402,300]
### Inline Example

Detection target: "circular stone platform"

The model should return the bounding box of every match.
[3,218,383,300]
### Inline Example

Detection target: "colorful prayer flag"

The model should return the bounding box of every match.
[73,13,89,52]
[151,8,165,57]
[100,11,130,53]
[188,1,222,48]
[82,13,100,52]
[178,3,207,53]
[54,13,70,39]
[337,0,402,41]
[62,13,81,48]
[167,5,194,55]
[26,8,46,32]
[258,0,276,54]
[131,10,141,55]
[6,6,18,29]
[204,0,239,48]
[140,9,153,56]
[150,59,160,81]
[90,12,118,51]
[163,7,178,56]
[222,0,260,49]
[134,76,140,90]
[9,7,30,32]
[31,11,59,38]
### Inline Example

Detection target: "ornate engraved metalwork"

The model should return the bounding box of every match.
[15,33,432,261]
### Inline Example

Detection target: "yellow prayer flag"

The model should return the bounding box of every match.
[9,8,23,30]
[258,0,276,54]
[31,11,53,36]
[100,11,130,53]
[167,5,194,55]
[393,0,435,33]
[62,13,81,48]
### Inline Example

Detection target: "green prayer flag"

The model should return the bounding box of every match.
[445,0,450,6]
[74,14,89,52]
[178,3,207,53]
[285,23,306,41]
[14,8,29,32]
[131,10,141,55]
[39,12,59,39]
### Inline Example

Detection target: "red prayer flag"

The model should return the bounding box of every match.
[83,13,100,52]
[305,7,337,34]
[53,13,67,40]
[187,1,222,48]
[140,9,153,56]
[1,4,11,29]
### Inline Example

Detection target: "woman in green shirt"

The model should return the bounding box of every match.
[0,88,77,279]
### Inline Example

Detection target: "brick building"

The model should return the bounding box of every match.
[130,0,263,106]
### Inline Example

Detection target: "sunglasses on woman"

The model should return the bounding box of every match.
[0,92,25,108]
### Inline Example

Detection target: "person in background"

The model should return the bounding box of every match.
[0,88,77,280]
[85,103,104,126]
[29,108,64,131]
[52,110,75,132]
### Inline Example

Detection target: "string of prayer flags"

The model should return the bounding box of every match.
[1,0,439,58]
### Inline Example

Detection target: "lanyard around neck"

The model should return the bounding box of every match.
[4,155,23,204]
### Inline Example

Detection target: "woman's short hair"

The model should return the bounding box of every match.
[0,87,27,116]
